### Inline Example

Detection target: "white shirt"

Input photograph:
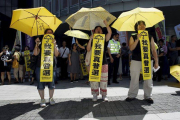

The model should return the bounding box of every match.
[59,47,69,58]
[107,39,121,54]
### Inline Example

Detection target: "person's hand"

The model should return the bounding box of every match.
[0,52,3,55]
[69,61,71,66]
[137,34,141,41]
[52,39,56,45]
[110,57,114,63]
[154,62,159,69]
[76,39,79,44]
[103,20,108,26]
[116,54,120,58]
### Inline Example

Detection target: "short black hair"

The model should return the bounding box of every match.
[171,35,176,39]
[25,46,30,50]
[15,46,20,52]
[94,26,103,33]
[122,42,126,46]
[159,39,164,43]
[134,21,146,33]
[72,43,77,49]
[44,28,54,34]
[112,33,119,37]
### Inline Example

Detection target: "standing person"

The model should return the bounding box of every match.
[23,46,31,82]
[68,43,80,83]
[107,33,121,85]
[125,21,159,104]
[121,42,130,76]
[33,28,59,107]
[168,35,179,66]
[13,46,21,83]
[87,20,112,101]
[59,41,69,79]
[0,47,12,85]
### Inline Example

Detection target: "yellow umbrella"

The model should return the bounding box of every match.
[64,30,89,40]
[170,64,180,82]
[10,7,62,37]
[112,7,164,31]
[66,7,116,30]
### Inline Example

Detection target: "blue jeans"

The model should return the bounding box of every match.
[36,67,55,90]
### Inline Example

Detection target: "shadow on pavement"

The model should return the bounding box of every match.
[0,102,39,120]
[38,98,148,119]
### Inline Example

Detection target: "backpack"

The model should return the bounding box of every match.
[18,52,25,65]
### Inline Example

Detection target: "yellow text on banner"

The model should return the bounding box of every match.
[170,64,180,82]
[80,54,88,76]
[40,34,54,82]
[89,34,105,82]
[139,30,152,80]
[24,50,31,71]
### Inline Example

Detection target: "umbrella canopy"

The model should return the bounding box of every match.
[170,64,180,82]
[112,7,164,31]
[10,7,62,37]
[64,30,90,40]
[66,7,116,30]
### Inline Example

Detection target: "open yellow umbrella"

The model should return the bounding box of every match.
[112,7,164,31]
[64,30,89,40]
[170,64,180,82]
[10,7,62,37]
[66,7,116,30]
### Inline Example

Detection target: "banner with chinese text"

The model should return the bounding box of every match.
[139,30,152,80]
[40,34,54,82]
[24,50,31,71]
[89,34,105,82]
[80,54,88,76]
[155,20,166,43]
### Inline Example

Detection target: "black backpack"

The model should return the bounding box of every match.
[18,52,25,65]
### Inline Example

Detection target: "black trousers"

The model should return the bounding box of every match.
[61,58,68,78]
[108,54,120,83]
[157,57,164,81]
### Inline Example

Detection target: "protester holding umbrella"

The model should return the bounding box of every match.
[125,21,158,103]
[87,20,112,101]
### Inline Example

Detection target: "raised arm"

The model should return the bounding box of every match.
[33,38,40,56]
[76,39,85,49]
[104,20,112,42]
[87,34,93,52]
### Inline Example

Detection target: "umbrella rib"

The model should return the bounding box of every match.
[24,10,36,16]
[31,18,36,36]
[10,16,35,26]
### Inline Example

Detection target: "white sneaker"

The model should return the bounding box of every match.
[102,95,108,102]
[92,95,97,101]
[40,99,46,107]
[49,98,55,105]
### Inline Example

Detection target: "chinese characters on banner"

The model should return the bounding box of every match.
[24,50,31,71]
[155,20,166,43]
[80,54,88,76]
[170,65,180,82]
[40,34,54,82]
[89,34,105,82]
[139,30,152,80]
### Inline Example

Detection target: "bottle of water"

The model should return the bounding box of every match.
[4,61,7,66]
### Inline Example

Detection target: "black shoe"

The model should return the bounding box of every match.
[14,81,19,84]
[108,82,111,85]
[70,80,73,83]
[113,81,119,84]
[125,97,135,102]
[55,81,58,84]
[30,82,34,85]
[145,98,154,104]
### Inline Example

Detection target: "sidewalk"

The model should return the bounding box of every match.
[0,77,180,120]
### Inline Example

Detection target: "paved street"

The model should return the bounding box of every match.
[0,77,180,120]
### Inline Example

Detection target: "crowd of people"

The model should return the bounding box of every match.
[1,21,180,107]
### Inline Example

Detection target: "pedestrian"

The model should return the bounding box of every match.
[107,33,121,85]
[121,42,130,76]
[33,28,59,107]
[125,21,159,104]
[59,41,69,79]
[0,47,12,85]
[87,20,112,101]
[68,43,80,83]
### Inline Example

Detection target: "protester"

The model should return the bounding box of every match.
[23,46,31,82]
[0,47,12,85]
[68,43,80,83]
[125,21,159,104]
[59,41,69,79]
[121,42,130,76]
[107,33,121,85]
[12,45,22,83]
[33,28,59,107]
[87,20,111,101]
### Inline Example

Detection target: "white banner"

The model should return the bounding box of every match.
[174,24,180,40]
